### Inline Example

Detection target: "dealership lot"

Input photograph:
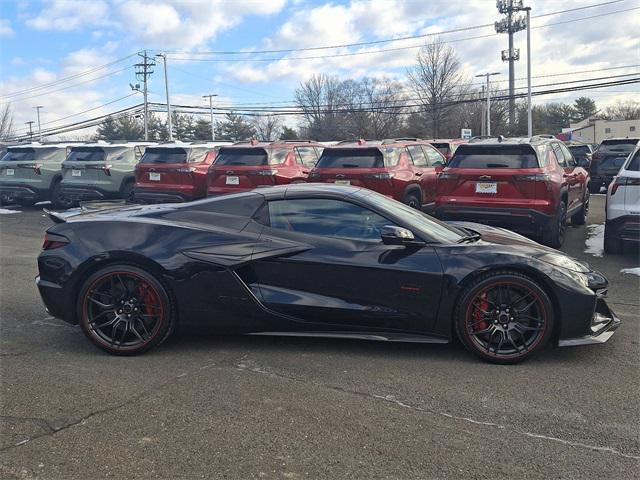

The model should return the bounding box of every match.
[0,196,638,479]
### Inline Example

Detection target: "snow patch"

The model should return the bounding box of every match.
[620,267,640,277]
[35,201,51,206]
[584,224,604,257]
[0,208,20,215]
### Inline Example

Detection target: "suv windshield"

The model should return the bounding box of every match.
[140,147,188,164]
[2,147,59,162]
[568,145,590,156]
[598,140,638,155]
[316,148,386,168]
[214,147,287,166]
[67,147,106,162]
[430,143,451,155]
[626,150,640,172]
[448,145,539,169]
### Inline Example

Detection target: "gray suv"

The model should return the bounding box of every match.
[0,142,81,208]
[59,142,154,207]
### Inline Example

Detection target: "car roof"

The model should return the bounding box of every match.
[219,140,321,149]
[460,136,558,147]
[600,137,640,142]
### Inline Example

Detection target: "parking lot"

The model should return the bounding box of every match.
[0,195,638,479]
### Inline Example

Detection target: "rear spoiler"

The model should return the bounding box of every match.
[43,200,132,223]
[43,208,77,224]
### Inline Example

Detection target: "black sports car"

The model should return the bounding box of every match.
[37,184,620,363]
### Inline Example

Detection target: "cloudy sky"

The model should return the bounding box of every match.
[0,0,638,138]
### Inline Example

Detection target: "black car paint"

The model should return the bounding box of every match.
[37,185,610,345]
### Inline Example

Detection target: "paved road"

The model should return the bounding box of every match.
[1,196,638,479]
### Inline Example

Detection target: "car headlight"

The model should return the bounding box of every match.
[536,253,590,273]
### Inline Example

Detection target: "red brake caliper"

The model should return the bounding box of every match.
[472,292,490,333]
[137,282,159,319]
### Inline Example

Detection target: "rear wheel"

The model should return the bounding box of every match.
[604,225,623,254]
[122,181,135,203]
[542,201,566,248]
[455,271,554,364]
[51,182,76,209]
[78,265,174,355]
[404,191,421,210]
[571,191,589,225]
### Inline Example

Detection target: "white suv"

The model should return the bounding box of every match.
[604,145,640,253]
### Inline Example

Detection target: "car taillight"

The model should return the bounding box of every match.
[42,232,69,250]
[364,172,394,179]
[438,172,459,180]
[88,164,112,176]
[611,176,640,195]
[175,167,195,173]
[248,169,278,176]
[514,174,550,182]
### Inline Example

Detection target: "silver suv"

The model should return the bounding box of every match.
[0,142,81,208]
[59,142,154,207]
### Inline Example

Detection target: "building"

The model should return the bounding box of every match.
[562,117,639,144]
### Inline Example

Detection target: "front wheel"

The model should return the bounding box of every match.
[78,265,174,355]
[542,201,567,248]
[455,271,554,364]
[403,191,422,210]
[571,192,589,225]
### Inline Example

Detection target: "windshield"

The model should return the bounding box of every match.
[430,143,451,155]
[598,140,638,155]
[140,147,188,164]
[448,145,539,169]
[357,189,465,244]
[2,147,59,162]
[568,145,590,156]
[67,147,106,162]
[316,148,385,168]
[214,147,287,166]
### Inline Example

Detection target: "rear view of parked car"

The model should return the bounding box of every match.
[207,140,322,195]
[604,145,640,253]
[435,137,590,247]
[133,142,231,203]
[0,142,80,208]
[308,138,446,211]
[589,138,639,193]
[59,142,153,207]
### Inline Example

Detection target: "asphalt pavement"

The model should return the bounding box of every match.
[0,195,638,479]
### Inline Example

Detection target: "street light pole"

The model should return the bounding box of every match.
[475,73,501,136]
[156,53,173,141]
[25,121,34,140]
[525,7,532,137]
[34,106,43,141]
[203,94,218,141]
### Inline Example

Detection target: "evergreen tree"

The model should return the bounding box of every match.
[215,113,255,141]
[572,97,597,122]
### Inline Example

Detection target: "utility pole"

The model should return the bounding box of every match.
[25,121,35,140]
[495,0,527,134]
[475,72,501,136]
[525,6,532,137]
[203,94,218,141]
[156,53,173,141]
[480,85,485,136]
[134,50,155,141]
[34,106,43,141]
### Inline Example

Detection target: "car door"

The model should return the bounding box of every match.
[251,197,444,333]
[553,143,579,210]
[294,146,318,180]
[559,142,588,205]
[406,145,432,206]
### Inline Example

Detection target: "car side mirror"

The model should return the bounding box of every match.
[380,226,423,247]
[433,161,444,172]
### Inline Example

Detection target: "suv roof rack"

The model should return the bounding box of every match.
[231,139,261,146]
[335,139,379,145]
[275,139,317,144]
[381,137,422,144]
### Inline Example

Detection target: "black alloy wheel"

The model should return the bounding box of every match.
[404,192,421,210]
[78,265,173,355]
[455,271,554,364]
[51,182,76,209]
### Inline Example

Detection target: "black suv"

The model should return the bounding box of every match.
[590,138,639,193]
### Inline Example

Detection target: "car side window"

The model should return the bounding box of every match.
[295,147,318,168]
[552,144,567,167]
[559,143,576,166]
[267,198,393,241]
[627,150,640,172]
[547,147,560,167]
[422,145,445,166]
[406,145,428,167]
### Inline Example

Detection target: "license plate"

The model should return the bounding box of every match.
[476,182,497,194]
[334,179,350,186]
[149,172,161,181]
[226,176,239,185]
[5,169,14,176]
[72,169,82,177]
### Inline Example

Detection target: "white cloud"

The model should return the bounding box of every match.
[0,18,14,37]
[26,0,111,31]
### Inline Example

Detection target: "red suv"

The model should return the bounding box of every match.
[133,142,231,203]
[435,137,590,247]
[308,138,446,211]
[207,140,322,195]
[425,139,467,162]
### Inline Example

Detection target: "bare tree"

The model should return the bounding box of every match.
[251,115,283,141]
[602,100,640,120]
[407,39,464,138]
[0,104,14,141]
[295,74,347,140]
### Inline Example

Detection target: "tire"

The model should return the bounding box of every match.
[588,182,601,194]
[51,182,76,209]
[454,270,554,364]
[121,181,135,203]
[571,191,589,226]
[77,264,174,355]
[542,201,567,248]
[603,226,623,254]
[404,191,422,210]
[16,198,36,207]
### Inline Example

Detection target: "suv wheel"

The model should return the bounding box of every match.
[604,225,623,254]
[122,182,135,203]
[571,192,589,225]
[588,182,601,194]
[51,182,76,209]
[542,201,567,248]
[16,199,36,207]
[404,191,421,210]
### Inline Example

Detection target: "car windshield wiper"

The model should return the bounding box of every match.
[485,163,510,168]
[456,232,482,244]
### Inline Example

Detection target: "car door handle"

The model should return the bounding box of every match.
[415,172,423,176]
[302,170,310,174]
